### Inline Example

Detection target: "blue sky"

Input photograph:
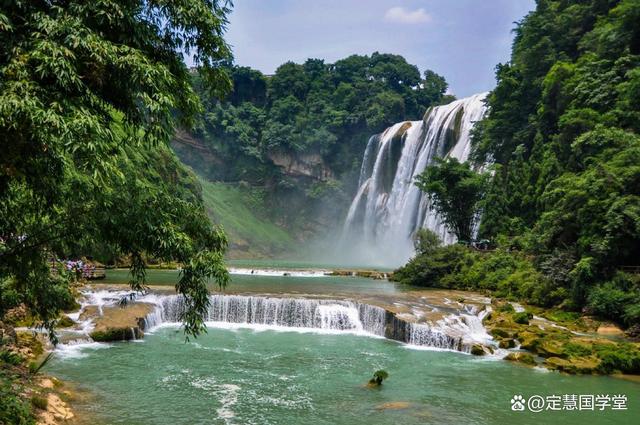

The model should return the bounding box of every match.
[224,0,536,97]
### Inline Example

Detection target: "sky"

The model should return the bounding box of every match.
[224,0,536,97]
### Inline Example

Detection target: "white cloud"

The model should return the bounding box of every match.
[384,6,432,24]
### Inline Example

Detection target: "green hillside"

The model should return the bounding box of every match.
[198,177,295,258]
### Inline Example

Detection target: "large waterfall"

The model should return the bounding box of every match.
[342,93,488,266]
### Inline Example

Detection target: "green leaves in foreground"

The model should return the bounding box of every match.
[0,1,232,338]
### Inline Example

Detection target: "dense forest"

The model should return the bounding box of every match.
[395,0,640,330]
[178,55,451,232]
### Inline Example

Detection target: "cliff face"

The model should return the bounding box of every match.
[172,131,333,182]
[268,151,333,181]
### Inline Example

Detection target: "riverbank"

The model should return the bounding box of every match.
[0,323,78,425]
[483,299,640,375]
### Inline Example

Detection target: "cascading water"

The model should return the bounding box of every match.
[141,294,491,353]
[342,93,488,266]
[144,294,385,335]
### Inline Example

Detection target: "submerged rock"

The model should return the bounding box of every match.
[376,401,411,410]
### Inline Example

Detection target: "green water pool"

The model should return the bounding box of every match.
[100,268,403,297]
[47,326,639,425]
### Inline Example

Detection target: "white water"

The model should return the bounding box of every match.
[228,267,330,277]
[342,93,488,266]
[53,289,494,356]
[142,293,492,353]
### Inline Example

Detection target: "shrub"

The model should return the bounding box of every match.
[412,229,442,255]
[0,373,35,425]
[368,370,389,386]
[587,279,639,326]
[595,343,640,374]
[31,396,48,411]
[513,312,533,325]
[391,244,468,287]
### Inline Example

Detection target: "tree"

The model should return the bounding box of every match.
[0,0,233,338]
[412,228,442,255]
[415,158,487,243]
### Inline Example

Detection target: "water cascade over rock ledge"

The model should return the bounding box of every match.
[140,293,494,354]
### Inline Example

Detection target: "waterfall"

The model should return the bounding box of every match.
[342,93,488,266]
[145,294,386,335]
[141,294,491,353]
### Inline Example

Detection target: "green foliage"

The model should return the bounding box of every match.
[0,370,34,424]
[595,343,640,374]
[0,0,232,338]
[30,396,48,411]
[512,311,533,325]
[198,178,295,256]
[368,370,389,386]
[186,54,450,233]
[412,229,442,255]
[497,303,515,314]
[0,350,22,366]
[587,274,640,327]
[391,245,468,288]
[463,0,640,324]
[415,158,488,242]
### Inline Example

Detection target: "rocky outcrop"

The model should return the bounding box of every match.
[88,303,154,342]
[269,151,333,180]
[484,305,640,374]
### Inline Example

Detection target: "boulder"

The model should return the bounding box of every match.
[544,356,599,374]
[504,352,536,366]
[498,338,516,349]
[470,344,486,356]
[89,302,154,342]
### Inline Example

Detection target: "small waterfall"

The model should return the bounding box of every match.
[407,323,464,352]
[147,295,387,335]
[342,93,488,266]
[141,294,490,353]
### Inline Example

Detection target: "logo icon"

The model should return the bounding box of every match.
[511,395,525,411]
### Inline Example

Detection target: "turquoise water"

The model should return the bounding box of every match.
[101,269,402,296]
[48,326,639,425]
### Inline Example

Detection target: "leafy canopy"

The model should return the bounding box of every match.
[415,158,487,242]
[0,0,233,338]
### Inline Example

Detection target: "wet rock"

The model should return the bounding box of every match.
[536,340,567,359]
[490,328,516,339]
[0,321,17,345]
[504,352,536,366]
[544,356,599,374]
[470,344,485,356]
[596,323,624,336]
[56,316,75,328]
[498,338,516,349]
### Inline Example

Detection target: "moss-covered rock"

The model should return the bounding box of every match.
[504,352,536,366]
[89,302,153,342]
[90,327,143,342]
[56,316,75,328]
[544,356,599,374]
[498,338,516,349]
[470,344,485,356]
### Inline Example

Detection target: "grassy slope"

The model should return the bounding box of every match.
[198,177,295,258]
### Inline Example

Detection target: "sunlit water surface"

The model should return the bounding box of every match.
[47,326,638,425]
